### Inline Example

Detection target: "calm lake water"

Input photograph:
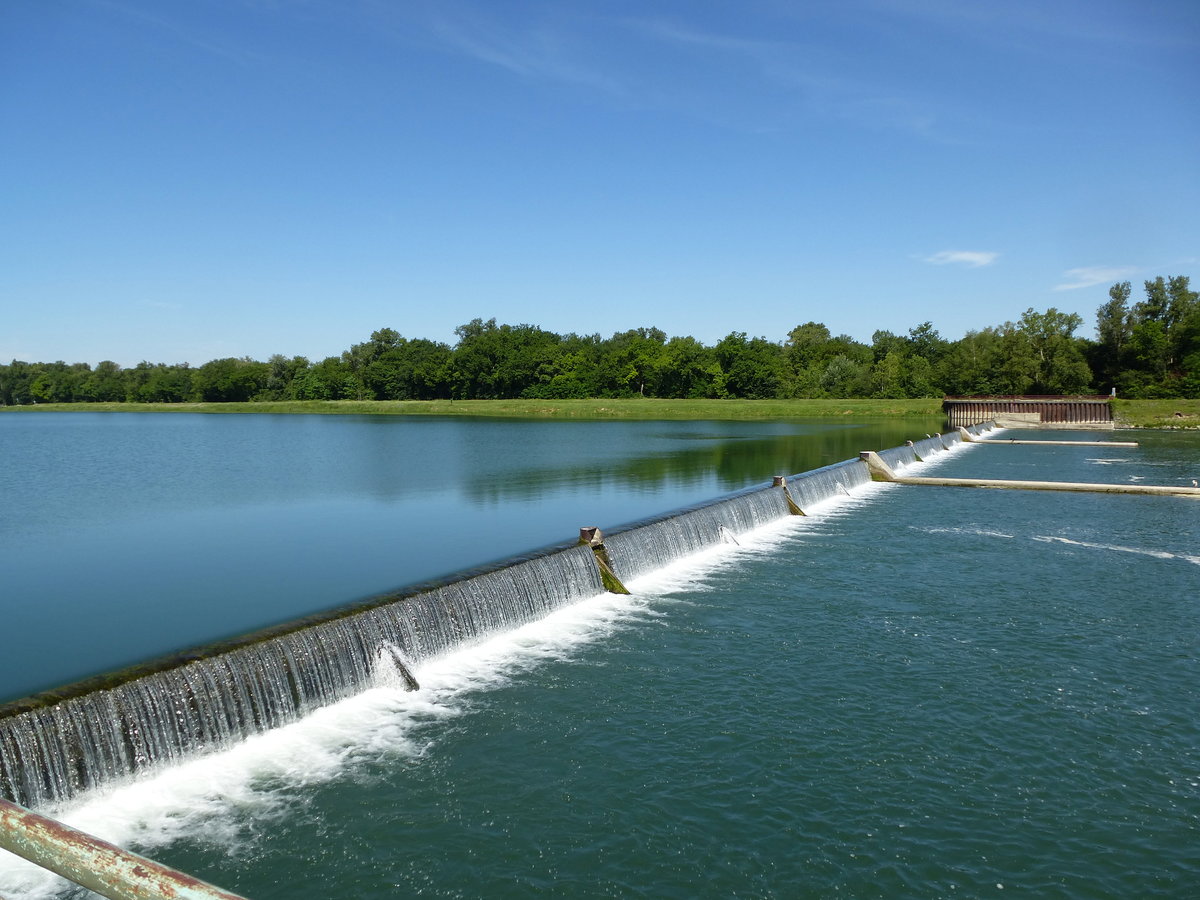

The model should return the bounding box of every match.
[1,415,1197,899]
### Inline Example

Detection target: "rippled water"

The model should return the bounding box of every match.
[2,427,1198,898]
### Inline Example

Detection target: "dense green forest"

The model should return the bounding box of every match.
[3,277,1197,406]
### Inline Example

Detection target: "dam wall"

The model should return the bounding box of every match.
[0,424,987,809]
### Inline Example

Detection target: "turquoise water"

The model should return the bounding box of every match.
[1,422,1197,898]
[0,412,940,702]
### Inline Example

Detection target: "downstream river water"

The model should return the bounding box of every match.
[0,413,1197,899]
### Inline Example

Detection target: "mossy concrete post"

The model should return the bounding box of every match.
[579,527,631,595]
[859,451,898,482]
[773,476,806,515]
[382,645,420,691]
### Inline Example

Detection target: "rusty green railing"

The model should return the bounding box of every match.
[0,797,247,900]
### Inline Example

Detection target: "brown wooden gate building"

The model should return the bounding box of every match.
[943,396,1113,428]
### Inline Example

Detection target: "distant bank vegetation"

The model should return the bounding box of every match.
[2,277,1196,407]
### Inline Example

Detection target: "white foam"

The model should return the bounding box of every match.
[914,525,1016,540]
[1086,457,1174,467]
[1033,535,1199,565]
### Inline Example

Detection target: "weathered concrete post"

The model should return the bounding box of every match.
[382,645,420,691]
[579,527,631,595]
[859,451,898,482]
[773,476,806,515]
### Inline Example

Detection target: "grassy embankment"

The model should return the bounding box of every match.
[0,398,943,419]
[1111,399,1200,429]
[5,397,1198,425]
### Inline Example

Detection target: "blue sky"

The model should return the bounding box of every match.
[2,0,1197,367]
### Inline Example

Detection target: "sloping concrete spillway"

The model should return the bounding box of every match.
[4,431,961,810]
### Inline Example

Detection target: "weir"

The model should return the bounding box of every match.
[0,423,993,811]
[0,547,605,809]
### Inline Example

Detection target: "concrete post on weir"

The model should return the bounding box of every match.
[860,451,898,483]
[773,476,806,515]
[0,797,248,900]
[579,527,631,594]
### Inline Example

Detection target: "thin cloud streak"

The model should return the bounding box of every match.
[623,16,948,138]
[1053,266,1137,291]
[89,0,269,67]
[415,6,955,139]
[923,250,999,268]
[424,6,623,94]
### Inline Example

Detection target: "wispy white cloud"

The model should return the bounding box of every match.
[922,250,999,268]
[623,16,948,138]
[865,0,1200,54]
[409,6,954,138]
[90,0,268,67]
[622,17,769,55]
[1052,266,1137,291]
[423,5,622,94]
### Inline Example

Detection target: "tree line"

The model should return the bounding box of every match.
[2,276,1196,406]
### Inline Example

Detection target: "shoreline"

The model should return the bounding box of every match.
[1,397,1197,427]
[0,398,943,420]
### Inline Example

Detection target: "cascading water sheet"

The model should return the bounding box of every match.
[911,435,950,460]
[0,544,604,808]
[877,445,920,470]
[782,459,871,510]
[601,486,790,584]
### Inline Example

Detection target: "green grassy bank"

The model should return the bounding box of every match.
[4,397,1197,426]
[1111,399,1200,429]
[0,397,944,419]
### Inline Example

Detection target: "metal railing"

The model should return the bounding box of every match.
[0,797,247,900]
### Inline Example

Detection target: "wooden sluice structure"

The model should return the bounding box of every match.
[943,396,1113,429]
